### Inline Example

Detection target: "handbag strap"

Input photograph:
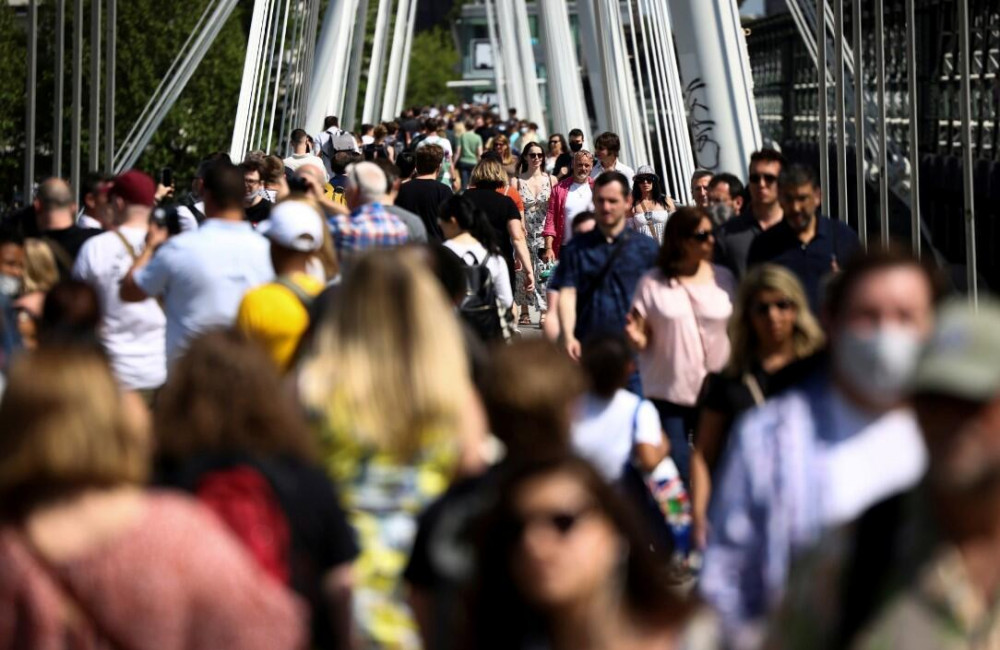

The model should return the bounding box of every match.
[114,229,139,262]
[16,530,129,650]
[742,372,767,406]
[678,281,709,368]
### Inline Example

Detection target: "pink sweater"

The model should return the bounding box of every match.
[0,492,306,650]
[542,176,594,258]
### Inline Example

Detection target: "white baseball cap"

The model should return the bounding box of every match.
[258,201,324,252]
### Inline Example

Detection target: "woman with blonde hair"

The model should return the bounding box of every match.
[466,158,534,300]
[489,133,519,178]
[690,264,825,547]
[0,346,304,649]
[13,239,63,349]
[298,250,486,649]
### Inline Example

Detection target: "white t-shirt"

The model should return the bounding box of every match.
[175,201,204,233]
[282,153,326,173]
[134,219,273,364]
[416,135,454,185]
[444,238,514,309]
[76,213,103,230]
[571,389,663,482]
[563,181,594,243]
[72,226,167,390]
[591,160,636,188]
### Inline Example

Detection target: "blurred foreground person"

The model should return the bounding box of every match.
[701,248,938,648]
[467,456,712,650]
[691,265,825,548]
[0,347,304,649]
[155,330,357,649]
[237,200,327,372]
[298,251,486,649]
[406,339,587,650]
[770,298,1000,649]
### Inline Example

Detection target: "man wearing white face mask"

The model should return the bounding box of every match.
[700,247,938,649]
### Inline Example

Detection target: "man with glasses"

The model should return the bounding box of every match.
[715,148,786,277]
[748,165,861,312]
[240,159,273,227]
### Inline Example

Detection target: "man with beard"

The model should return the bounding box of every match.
[748,164,861,312]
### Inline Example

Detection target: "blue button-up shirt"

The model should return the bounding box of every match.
[558,227,659,341]
[747,215,861,313]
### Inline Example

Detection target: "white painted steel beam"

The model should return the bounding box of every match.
[394,0,419,115]
[306,0,360,133]
[511,0,544,132]
[381,0,411,120]
[361,0,393,125]
[537,0,588,138]
[669,0,762,180]
[495,0,526,117]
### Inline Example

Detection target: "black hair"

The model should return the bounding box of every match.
[290,128,310,145]
[196,152,232,179]
[0,226,24,248]
[39,280,102,350]
[201,163,245,210]
[572,210,596,232]
[778,164,820,190]
[593,170,630,198]
[439,194,502,256]
[568,128,585,139]
[708,172,744,198]
[749,148,786,170]
[397,152,416,179]
[323,115,340,130]
[465,455,695,650]
[581,334,632,398]
[548,133,568,152]
[594,131,621,155]
[79,172,111,205]
[631,172,668,207]
[516,140,546,174]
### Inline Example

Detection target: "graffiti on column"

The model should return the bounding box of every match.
[684,78,720,170]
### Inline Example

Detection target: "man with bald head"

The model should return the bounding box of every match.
[34,178,100,279]
[327,162,408,272]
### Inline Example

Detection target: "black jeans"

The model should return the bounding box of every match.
[649,399,697,489]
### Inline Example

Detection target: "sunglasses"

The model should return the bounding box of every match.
[690,230,714,242]
[749,172,778,185]
[527,153,545,159]
[512,506,595,539]
[636,177,654,184]
[753,299,795,316]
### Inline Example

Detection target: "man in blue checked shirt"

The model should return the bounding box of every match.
[328,162,409,275]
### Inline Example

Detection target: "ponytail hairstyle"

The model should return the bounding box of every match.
[439,194,503,256]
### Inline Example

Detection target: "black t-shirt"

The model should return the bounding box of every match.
[396,178,453,242]
[475,126,495,143]
[463,188,519,277]
[698,353,827,472]
[42,226,101,280]
[244,198,272,226]
[155,453,358,650]
[553,152,574,180]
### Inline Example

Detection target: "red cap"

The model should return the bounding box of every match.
[109,170,156,207]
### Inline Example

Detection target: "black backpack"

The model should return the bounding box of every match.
[458,251,504,342]
[363,143,388,161]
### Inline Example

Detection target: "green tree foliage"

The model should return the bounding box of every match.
[403,26,460,109]
[0,0,247,207]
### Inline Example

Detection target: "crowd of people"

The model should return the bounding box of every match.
[0,102,999,650]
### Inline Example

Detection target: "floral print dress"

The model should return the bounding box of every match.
[516,176,552,311]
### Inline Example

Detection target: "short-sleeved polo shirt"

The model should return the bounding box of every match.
[559,227,659,341]
[134,219,273,363]
[747,216,862,313]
